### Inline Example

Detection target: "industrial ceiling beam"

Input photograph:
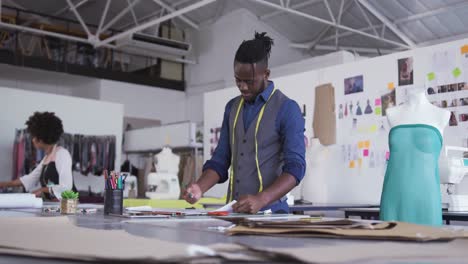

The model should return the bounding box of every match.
[66,0,92,38]
[323,0,335,24]
[292,0,468,50]
[260,0,321,20]
[357,0,415,47]
[152,0,199,29]
[418,31,468,47]
[97,0,216,47]
[250,0,410,49]
[100,0,140,34]
[355,0,378,36]
[128,0,139,26]
[97,0,111,36]
[394,1,468,25]
[54,0,90,17]
[314,44,397,55]
[334,0,351,49]
[117,0,190,31]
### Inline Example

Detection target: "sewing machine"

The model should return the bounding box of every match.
[440,146,468,211]
[145,172,181,200]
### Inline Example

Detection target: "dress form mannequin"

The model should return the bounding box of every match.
[386,89,450,136]
[300,137,329,203]
[155,147,180,174]
[146,147,181,199]
[381,88,450,226]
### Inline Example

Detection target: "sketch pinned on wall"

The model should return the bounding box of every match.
[338,104,343,119]
[380,120,386,131]
[364,99,373,114]
[381,90,396,116]
[459,113,468,122]
[209,127,221,156]
[428,82,467,95]
[369,151,376,168]
[344,102,348,117]
[398,57,414,86]
[432,49,456,73]
[344,75,364,95]
[341,145,347,162]
[341,141,388,170]
[450,111,458,126]
[356,101,363,115]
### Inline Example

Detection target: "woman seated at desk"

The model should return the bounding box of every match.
[0,112,73,199]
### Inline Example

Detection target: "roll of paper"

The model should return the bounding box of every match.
[0,194,43,208]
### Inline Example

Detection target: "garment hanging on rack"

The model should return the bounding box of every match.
[12,130,116,180]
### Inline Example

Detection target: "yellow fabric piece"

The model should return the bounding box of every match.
[123,197,226,209]
[229,98,244,202]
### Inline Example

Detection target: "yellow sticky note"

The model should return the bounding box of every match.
[387,82,394,90]
[358,158,362,168]
[364,141,370,148]
[427,72,435,81]
[369,125,378,133]
[375,107,382,115]
[453,67,462,78]
[349,161,355,168]
[461,45,468,54]
[358,141,364,149]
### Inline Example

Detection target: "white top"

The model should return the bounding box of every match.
[20,147,73,199]
[386,90,450,136]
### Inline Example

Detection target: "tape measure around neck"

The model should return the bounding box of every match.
[229,89,277,202]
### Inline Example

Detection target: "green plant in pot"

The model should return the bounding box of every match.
[61,190,79,214]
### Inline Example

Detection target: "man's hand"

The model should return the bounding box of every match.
[182,183,202,204]
[232,194,267,214]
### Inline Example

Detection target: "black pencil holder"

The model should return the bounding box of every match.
[104,189,123,215]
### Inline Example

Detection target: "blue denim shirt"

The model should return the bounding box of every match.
[203,81,306,212]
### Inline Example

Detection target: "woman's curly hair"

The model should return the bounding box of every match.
[25,112,64,144]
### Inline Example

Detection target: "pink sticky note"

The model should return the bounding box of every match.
[363,149,369,157]
[386,151,390,160]
[375,99,381,106]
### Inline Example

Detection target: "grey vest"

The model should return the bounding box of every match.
[227,89,288,202]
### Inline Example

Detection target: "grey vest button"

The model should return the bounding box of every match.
[240,153,244,156]
[243,139,247,143]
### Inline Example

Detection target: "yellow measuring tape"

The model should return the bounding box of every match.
[229,89,277,202]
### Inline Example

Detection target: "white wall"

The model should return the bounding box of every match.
[203,37,468,203]
[0,65,187,124]
[0,64,101,99]
[100,80,186,124]
[0,87,124,183]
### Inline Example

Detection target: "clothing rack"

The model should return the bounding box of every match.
[12,129,117,180]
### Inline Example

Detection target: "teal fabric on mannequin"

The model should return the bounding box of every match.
[380,124,443,226]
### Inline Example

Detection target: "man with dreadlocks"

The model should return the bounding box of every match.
[183,32,305,214]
